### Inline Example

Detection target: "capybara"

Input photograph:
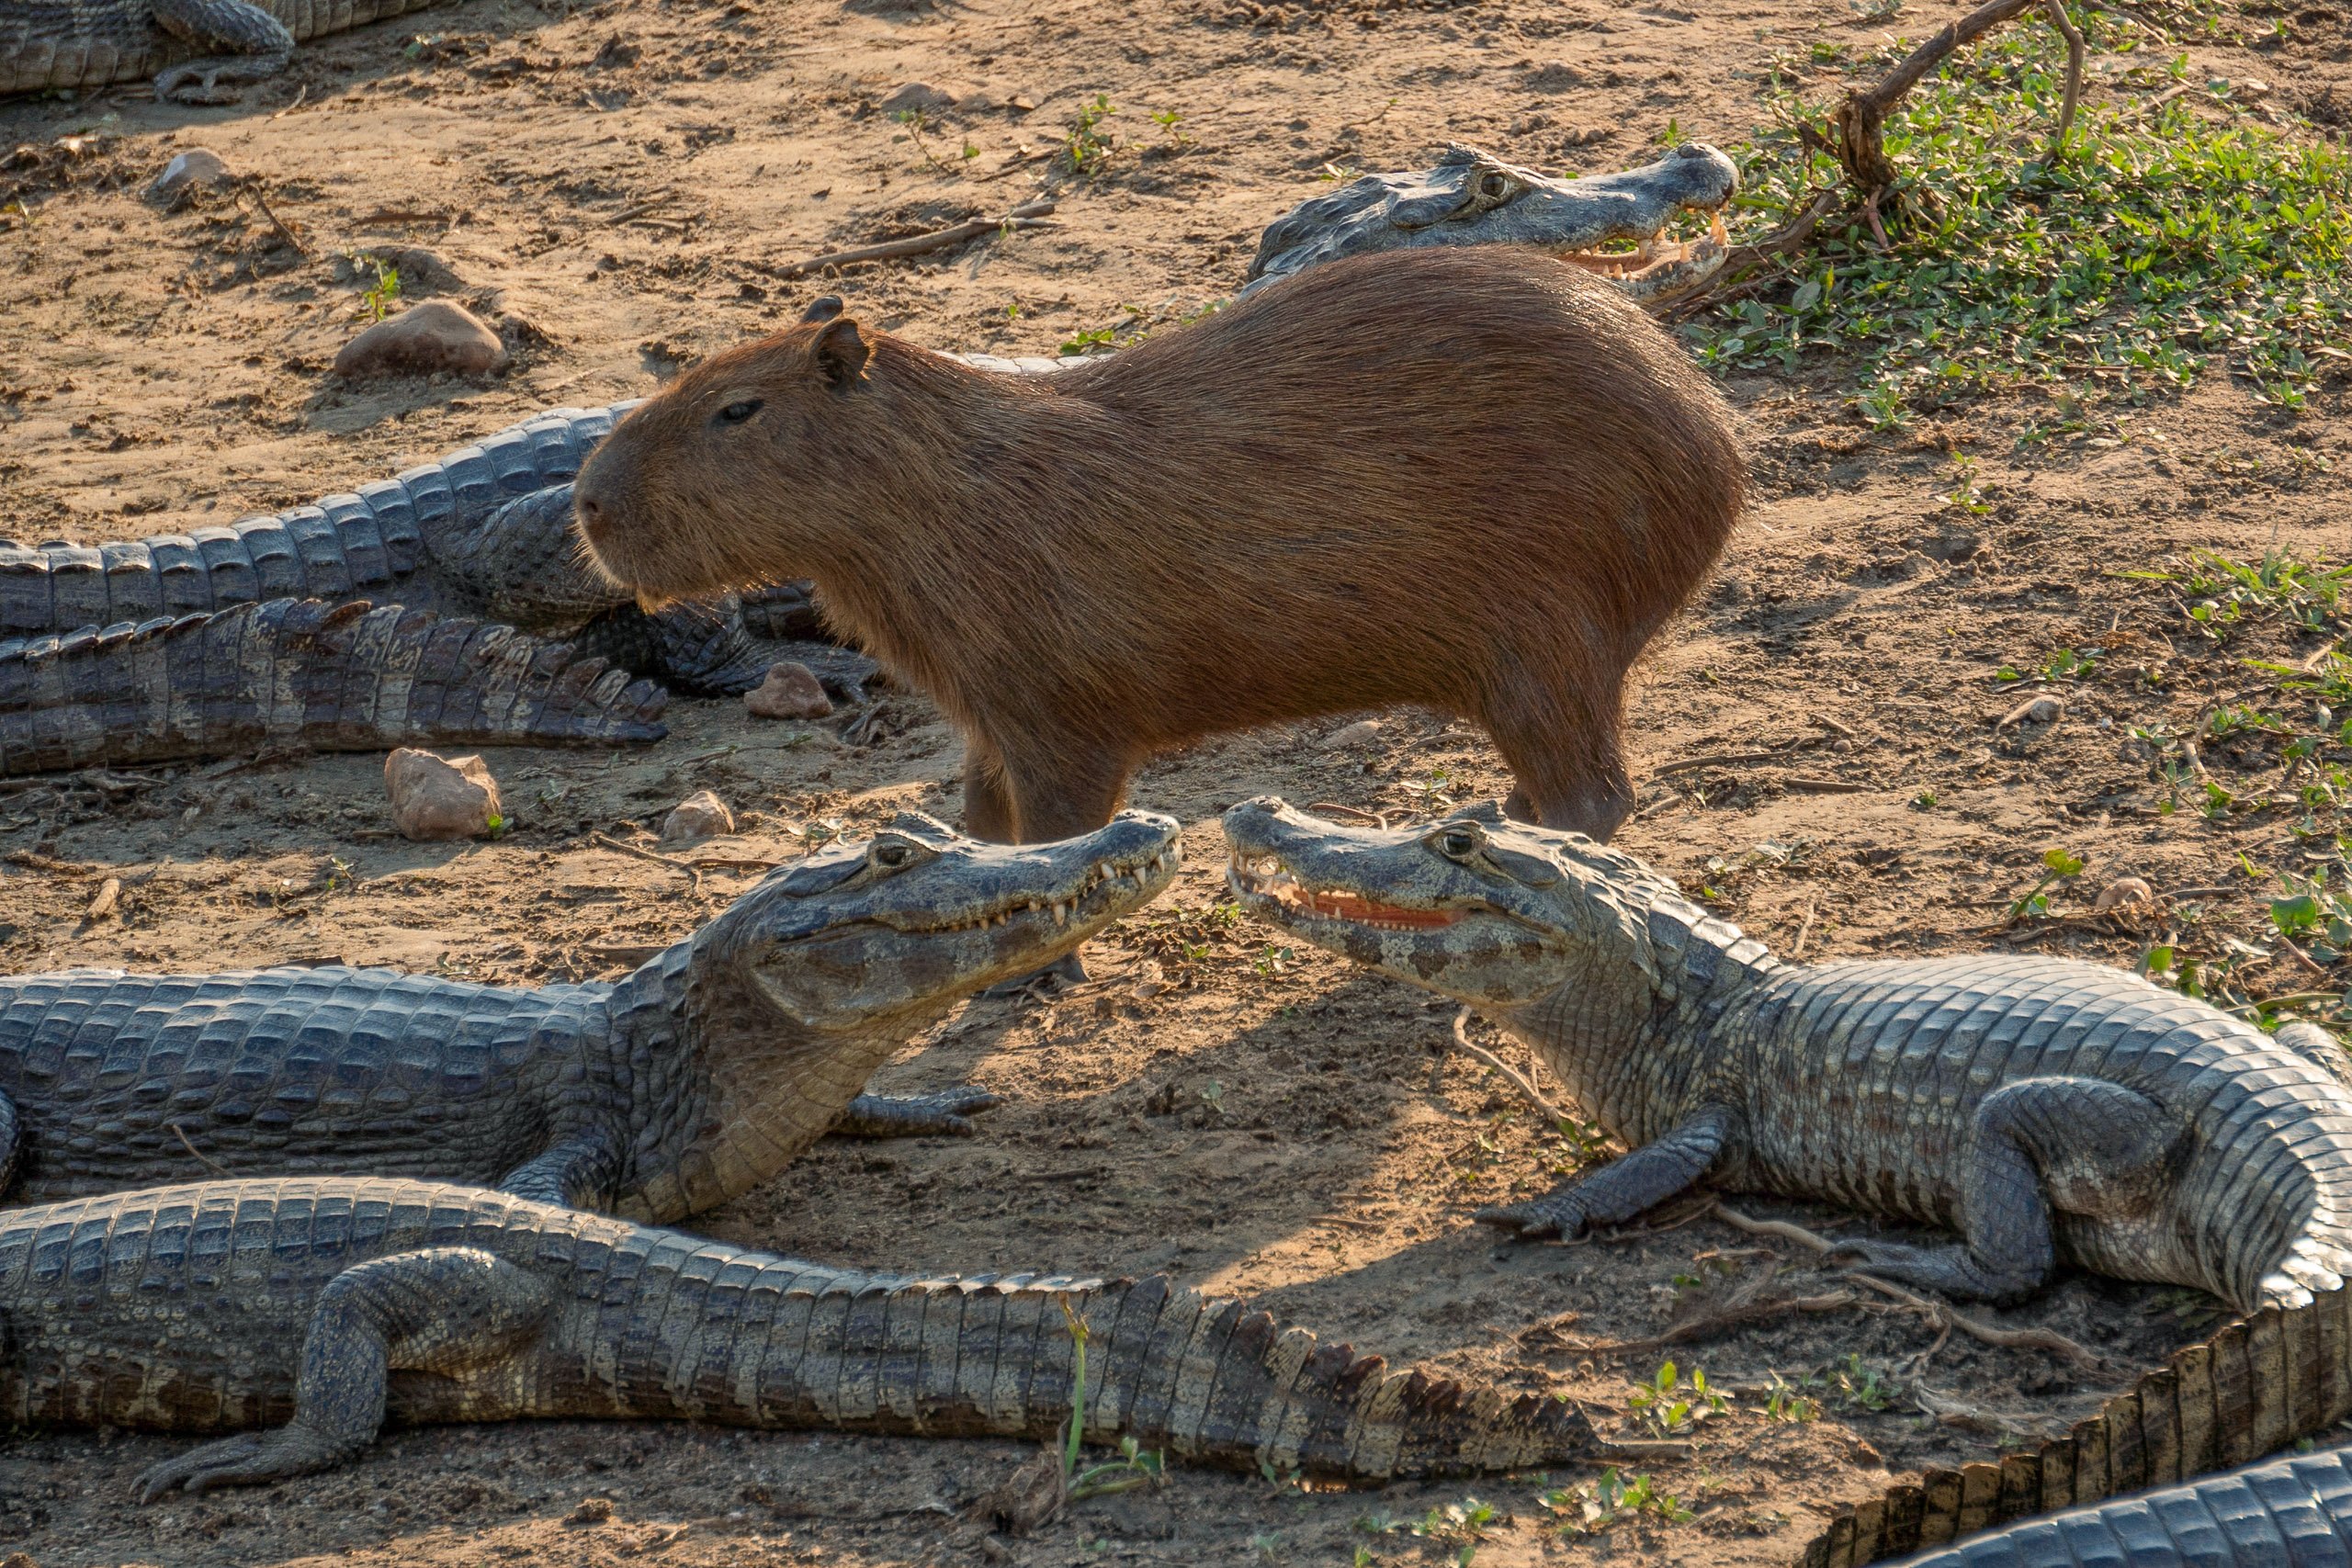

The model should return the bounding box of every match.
[572,245,1745,844]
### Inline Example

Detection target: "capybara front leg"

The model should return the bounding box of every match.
[960,732,1017,841]
[1001,745,1134,843]
[1484,671,1633,841]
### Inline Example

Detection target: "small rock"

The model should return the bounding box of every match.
[1320,718,1384,751]
[334,299,508,379]
[567,1496,616,1527]
[661,789,734,846]
[879,81,958,116]
[2093,876,2155,913]
[1917,529,1984,564]
[84,877,120,921]
[745,661,833,720]
[148,147,232,205]
[3,1552,39,1568]
[384,748,503,841]
[1524,62,1586,91]
[1847,1439,1884,1468]
[1996,694,2064,729]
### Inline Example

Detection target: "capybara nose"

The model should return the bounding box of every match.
[572,490,606,541]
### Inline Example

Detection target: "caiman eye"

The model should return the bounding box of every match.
[717,399,763,425]
[1477,172,1514,200]
[869,840,917,871]
[1433,826,1485,861]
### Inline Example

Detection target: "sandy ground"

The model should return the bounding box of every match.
[3,0,2351,1563]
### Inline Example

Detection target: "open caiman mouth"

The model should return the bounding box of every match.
[1560,213,1731,302]
[881,844,1181,936]
[1227,852,1468,931]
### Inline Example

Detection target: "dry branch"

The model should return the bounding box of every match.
[777,199,1057,278]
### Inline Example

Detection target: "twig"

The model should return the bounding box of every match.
[776,199,1057,278]
[1830,0,2045,190]
[1791,897,1819,962]
[169,1123,230,1178]
[1311,1213,1386,1231]
[589,830,706,895]
[2041,0,2086,165]
[243,185,311,257]
[2228,991,2344,1014]
[1305,801,1386,825]
[1577,1291,1859,1357]
[1446,1009,1568,1122]
[1653,750,1784,778]
[605,196,677,226]
[1845,1273,2103,1370]
[2277,936,2334,978]
[1711,1206,2101,1368]
[1784,776,1871,794]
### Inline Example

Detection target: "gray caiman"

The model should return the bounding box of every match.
[0,809,1178,1222]
[1222,797,2352,1314]
[0,1175,1596,1498]
[2,0,444,101]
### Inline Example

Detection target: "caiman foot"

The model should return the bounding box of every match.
[135,1424,354,1502]
[982,949,1089,998]
[832,1088,1003,1139]
[1474,1194,1593,1242]
[1826,1238,2041,1304]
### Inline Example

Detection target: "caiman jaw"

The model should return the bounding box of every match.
[1227,851,1468,931]
[940,845,1181,935]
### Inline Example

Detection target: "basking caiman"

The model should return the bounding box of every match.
[1222,797,2352,1314]
[1,0,443,102]
[1246,142,1739,306]
[0,1176,1596,1498]
[0,809,1179,1222]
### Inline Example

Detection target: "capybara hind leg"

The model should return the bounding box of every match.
[1486,679,1633,841]
[960,733,1016,841]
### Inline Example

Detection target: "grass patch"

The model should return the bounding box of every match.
[1689,6,2352,420]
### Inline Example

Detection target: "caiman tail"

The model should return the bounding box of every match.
[0,597,665,775]
[597,1263,1597,1480]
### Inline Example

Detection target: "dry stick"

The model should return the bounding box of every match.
[2041,0,2087,164]
[589,830,707,896]
[243,186,311,258]
[776,199,1057,278]
[1577,1291,1860,1357]
[1792,897,1819,962]
[1305,801,1385,825]
[1447,1008,1569,1122]
[1653,750,1785,778]
[1712,1204,2103,1369]
[169,1123,230,1178]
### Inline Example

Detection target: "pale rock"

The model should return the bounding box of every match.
[660,790,734,845]
[745,661,833,720]
[149,147,233,205]
[1320,718,1384,750]
[2093,876,2155,913]
[385,748,503,840]
[334,300,508,379]
[1996,694,2064,728]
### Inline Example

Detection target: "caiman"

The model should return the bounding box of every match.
[1221,797,2352,1314]
[0,1176,1597,1498]
[0,809,1179,1222]
[1,0,444,102]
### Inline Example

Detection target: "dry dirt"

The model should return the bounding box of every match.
[4,0,2352,1564]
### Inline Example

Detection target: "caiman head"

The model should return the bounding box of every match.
[1244,142,1738,307]
[685,809,1182,1031]
[1221,796,1697,1012]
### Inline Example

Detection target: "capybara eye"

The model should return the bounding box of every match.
[718,400,763,425]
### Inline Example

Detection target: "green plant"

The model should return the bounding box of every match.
[1831,1354,1901,1413]
[1764,1371,1821,1423]
[1064,94,1118,173]
[1057,1300,1165,1501]
[1690,9,2352,415]
[2007,847,2085,919]
[1626,1360,1731,1437]
[891,107,959,176]
[353,254,401,322]
[1539,1469,1696,1534]
[1149,107,1193,149]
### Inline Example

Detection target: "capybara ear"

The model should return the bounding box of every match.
[801,295,844,323]
[809,316,871,389]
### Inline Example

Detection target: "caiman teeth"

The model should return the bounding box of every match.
[1228,850,1466,931]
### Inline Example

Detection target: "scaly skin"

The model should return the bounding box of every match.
[0,1177,1596,1498]
[0,596,668,774]
[0,0,442,99]
[1246,143,1740,303]
[0,810,1181,1223]
[1221,797,2352,1314]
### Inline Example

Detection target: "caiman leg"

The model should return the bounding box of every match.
[134,1248,556,1501]
[496,1135,624,1209]
[149,0,298,102]
[1478,1105,1735,1240]
[1830,1077,2175,1302]
[831,1089,1002,1138]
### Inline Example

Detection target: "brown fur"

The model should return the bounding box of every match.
[572,246,1745,843]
